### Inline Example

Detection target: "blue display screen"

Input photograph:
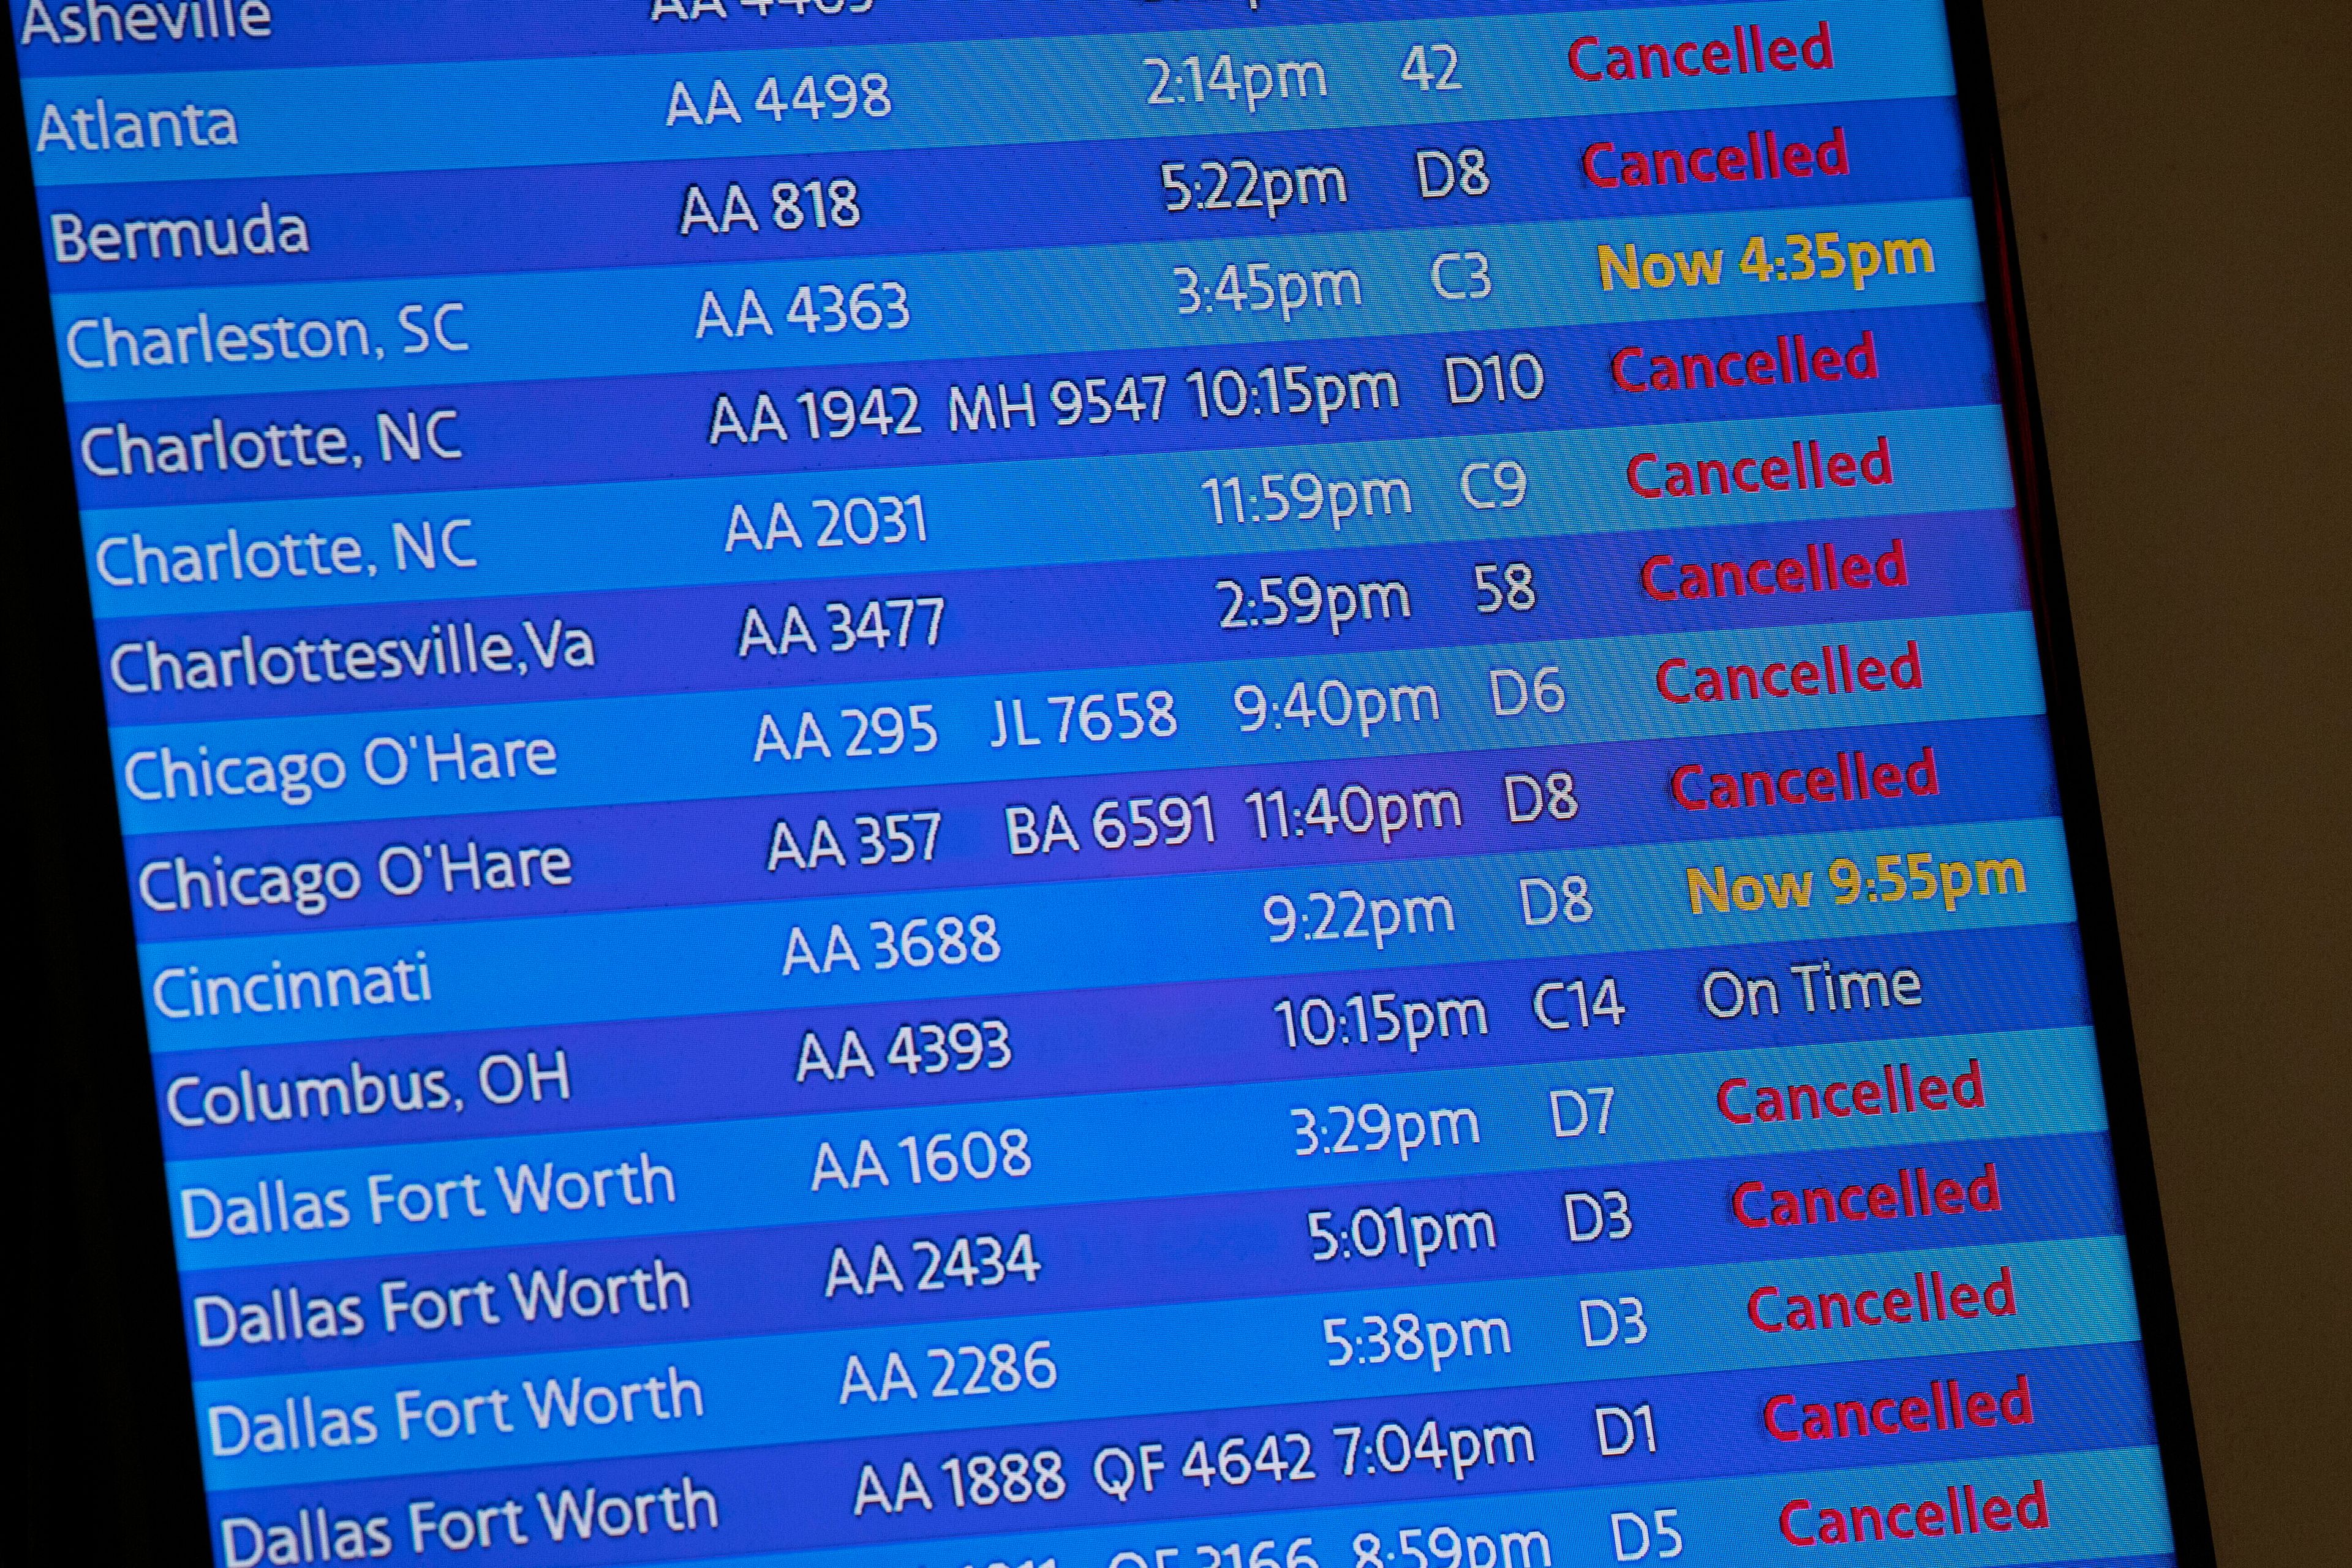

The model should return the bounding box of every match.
[16,2,2179,1565]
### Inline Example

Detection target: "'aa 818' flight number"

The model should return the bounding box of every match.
[677,177,862,236]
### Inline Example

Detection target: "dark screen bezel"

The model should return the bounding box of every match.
[1,4,2214,1563]
[1939,1,2214,1560]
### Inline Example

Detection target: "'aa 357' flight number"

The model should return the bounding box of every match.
[767,810,943,872]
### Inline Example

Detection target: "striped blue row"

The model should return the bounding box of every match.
[148,919,2094,1162]
[161,1023,2106,1266]
[106,601,2046,830]
[79,406,2020,620]
[94,499,2019,725]
[49,198,1986,401]
[27,2,1956,183]
[118,705,2041,941]
[184,1235,2138,1487]
[176,1130,2122,1377]
[192,1232,2154,1495]
[34,98,1969,296]
[14,1,1943,75]
[196,1440,2173,1568]
[63,308,1992,508]
[132,805,2079,1047]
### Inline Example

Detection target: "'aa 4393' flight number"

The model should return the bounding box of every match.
[796,1017,1011,1082]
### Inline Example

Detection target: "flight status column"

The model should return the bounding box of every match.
[17,2,2177,1567]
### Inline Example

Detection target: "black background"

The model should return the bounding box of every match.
[1975,1,2350,1561]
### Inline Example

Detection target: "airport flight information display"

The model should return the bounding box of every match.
[17,2,2180,1566]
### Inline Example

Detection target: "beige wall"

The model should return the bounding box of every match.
[1980,2,2350,1559]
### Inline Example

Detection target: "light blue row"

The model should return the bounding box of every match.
[49,198,1984,400]
[29,1,1956,184]
[629,1446,2174,1568]
[188,1235,2136,1488]
[109,605,2048,835]
[81,404,2018,618]
[165,1024,2103,1267]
